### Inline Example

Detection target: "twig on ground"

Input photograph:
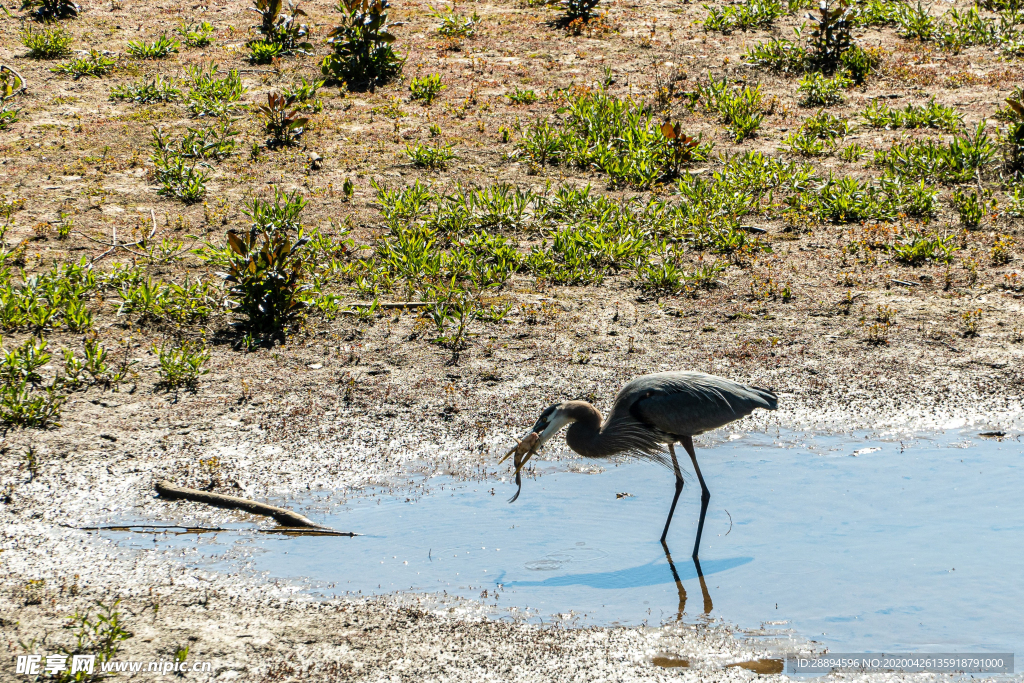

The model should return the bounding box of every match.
[85,209,159,263]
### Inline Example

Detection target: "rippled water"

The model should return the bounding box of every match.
[100,430,1024,655]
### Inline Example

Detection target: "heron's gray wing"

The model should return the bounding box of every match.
[625,372,777,437]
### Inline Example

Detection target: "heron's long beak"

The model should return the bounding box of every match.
[498,445,516,465]
[533,411,571,450]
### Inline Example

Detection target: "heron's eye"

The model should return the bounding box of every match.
[540,405,557,419]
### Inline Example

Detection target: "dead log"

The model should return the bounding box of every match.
[155,480,331,529]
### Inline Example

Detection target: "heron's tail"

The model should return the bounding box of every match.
[748,386,779,410]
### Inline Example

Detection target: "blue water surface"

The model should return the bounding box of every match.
[100,430,1024,655]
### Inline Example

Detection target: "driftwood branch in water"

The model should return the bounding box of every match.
[155,480,333,530]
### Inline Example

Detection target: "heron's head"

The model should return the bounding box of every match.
[529,402,576,450]
[499,402,597,476]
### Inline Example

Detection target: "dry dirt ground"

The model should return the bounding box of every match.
[1,0,1023,679]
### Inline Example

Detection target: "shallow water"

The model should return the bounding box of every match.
[101,430,1023,655]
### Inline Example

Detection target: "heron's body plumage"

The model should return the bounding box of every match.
[564,371,777,460]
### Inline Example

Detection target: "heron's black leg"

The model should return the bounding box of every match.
[681,436,710,559]
[692,555,713,614]
[661,540,687,620]
[660,443,685,543]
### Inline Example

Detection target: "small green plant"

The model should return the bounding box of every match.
[549,0,601,22]
[51,600,133,680]
[178,120,238,159]
[0,381,64,427]
[435,5,480,37]
[838,43,877,84]
[52,50,117,79]
[256,92,309,146]
[407,142,455,169]
[937,5,1013,52]
[426,293,476,355]
[873,121,995,183]
[782,111,847,156]
[249,0,312,54]
[81,336,122,385]
[864,320,892,344]
[893,0,938,40]
[0,73,20,130]
[249,39,286,63]
[126,34,180,59]
[56,211,73,239]
[839,142,866,161]
[200,189,309,332]
[244,186,306,232]
[150,127,225,200]
[1002,99,1024,179]
[507,87,538,104]
[744,36,809,72]
[176,19,215,47]
[690,75,765,141]
[854,0,902,27]
[704,0,785,33]
[153,154,208,203]
[410,73,445,104]
[659,121,700,176]
[0,337,51,385]
[960,308,981,336]
[784,130,830,156]
[282,76,324,111]
[0,337,64,428]
[797,71,851,106]
[891,231,959,264]
[859,97,963,131]
[21,25,73,59]
[519,88,713,187]
[991,234,1014,263]
[637,254,725,294]
[110,75,181,103]
[322,0,405,90]
[155,340,210,388]
[20,0,79,20]
[0,107,18,132]
[807,0,854,72]
[950,188,992,228]
[784,109,848,156]
[185,63,247,117]
[64,299,93,332]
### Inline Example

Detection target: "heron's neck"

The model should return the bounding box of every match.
[563,401,608,458]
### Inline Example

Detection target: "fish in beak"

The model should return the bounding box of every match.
[498,404,571,503]
[499,431,539,503]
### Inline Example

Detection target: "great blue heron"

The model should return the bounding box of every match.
[501,371,778,558]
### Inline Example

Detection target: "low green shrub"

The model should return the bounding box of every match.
[21,26,73,59]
